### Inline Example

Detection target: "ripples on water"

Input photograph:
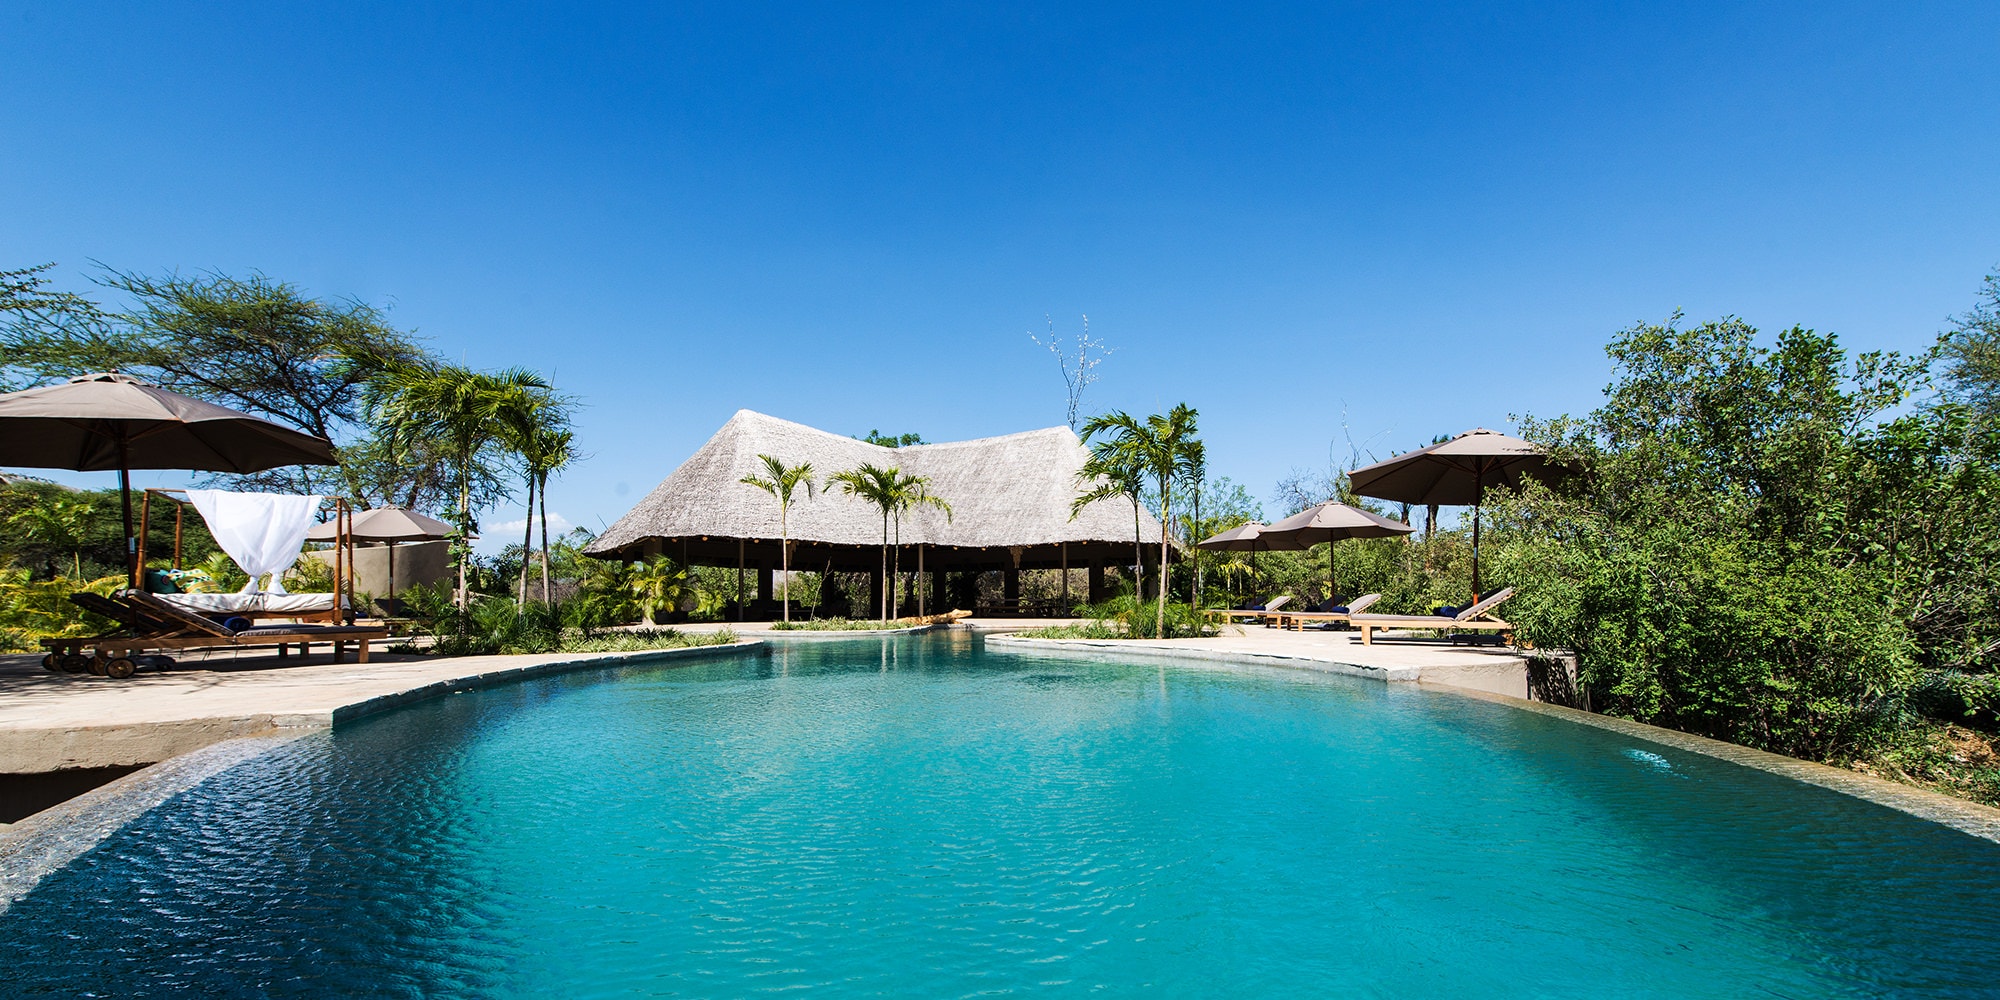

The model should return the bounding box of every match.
[4,634,1998,997]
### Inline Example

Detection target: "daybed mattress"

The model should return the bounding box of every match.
[157,592,344,614]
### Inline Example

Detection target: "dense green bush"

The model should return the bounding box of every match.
[1016,594,1216,640]
[395,580,732,656]
[1486,308,2000,765]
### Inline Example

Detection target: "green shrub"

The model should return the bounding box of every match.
[768,618,913,631]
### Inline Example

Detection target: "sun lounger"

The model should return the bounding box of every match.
[1205,595,1294,626]
[1345,587,1518,645]
[1272,593,1383,630]
[40,590,389,679]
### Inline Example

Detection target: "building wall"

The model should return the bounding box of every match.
[307,539,450,598]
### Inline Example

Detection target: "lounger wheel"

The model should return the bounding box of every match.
[104,657,137,680]
[60,653,91,673]
[42,652,63,672]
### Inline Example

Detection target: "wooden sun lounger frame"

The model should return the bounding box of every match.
[41,590,388,679]
[1270,593,1384,630]
[1344,587,1518,645]
[1204,594,1296,627]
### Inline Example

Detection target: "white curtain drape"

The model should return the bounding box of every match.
[186,490,324,593]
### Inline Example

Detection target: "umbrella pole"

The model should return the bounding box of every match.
[387,541,396,602]
[119,440,136,590]
[1471,462,1484,602]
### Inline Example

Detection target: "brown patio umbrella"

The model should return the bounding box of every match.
[1346,427,1565,598]
[1258,501,1415,601]
[0,373,339,586]
[305,505,450,599]
[1195,521,1273,551]
[1196,521,1278,589]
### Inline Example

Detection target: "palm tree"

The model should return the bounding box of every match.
[532,428,575,605]
[740,454,815,623]
[1071,440,1147,588]
[828,463,949,620]
[627,554,692,624]
[497,389,568,605]
[363,360,551,607]
[828,464,900,620]
[885,471,950,619]
[1079,405,1201,637]
[1181,438,1207,610]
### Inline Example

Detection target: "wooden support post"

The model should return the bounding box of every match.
[1061,542,1069,608]
[736,538,746,622]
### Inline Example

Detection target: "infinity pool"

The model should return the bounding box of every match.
[5,633,1998,997]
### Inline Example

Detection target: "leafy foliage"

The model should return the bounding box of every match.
[1014,594,1216,640]
[1486,312,1976,761]
[768,618,917,631]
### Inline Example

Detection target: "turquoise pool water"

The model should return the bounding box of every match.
[4,633,1998,997]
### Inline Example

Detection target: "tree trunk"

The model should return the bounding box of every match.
[880,511,889,621]
[517,475,535,606]
[456,476,471,608]
[1191,484,1203,610]
[891,513,901,620]
[1132,495,1143,588]
[1156,476,1171,638]
[538,474,553,604]
[780,502,790,623]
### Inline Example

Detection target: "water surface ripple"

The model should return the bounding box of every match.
[4,634,1997,997]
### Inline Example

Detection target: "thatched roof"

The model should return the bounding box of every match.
[587,410,1164,568]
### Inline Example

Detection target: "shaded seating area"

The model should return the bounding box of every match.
[1346,587,1518,645]
[586,411,1173,621]
[40,590,388,679]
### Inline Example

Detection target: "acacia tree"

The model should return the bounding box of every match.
[0,264,441,502]
[741,454,815,623]
[1028,314,1113,432]
[1079,405,1201,637]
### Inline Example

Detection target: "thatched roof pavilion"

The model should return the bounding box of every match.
[587,410,1166,610]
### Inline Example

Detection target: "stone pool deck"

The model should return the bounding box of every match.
[0,641,760,774]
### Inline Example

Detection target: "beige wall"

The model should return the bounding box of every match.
[307,539,449,598]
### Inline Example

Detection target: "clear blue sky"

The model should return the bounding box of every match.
[5,2,1997,544]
